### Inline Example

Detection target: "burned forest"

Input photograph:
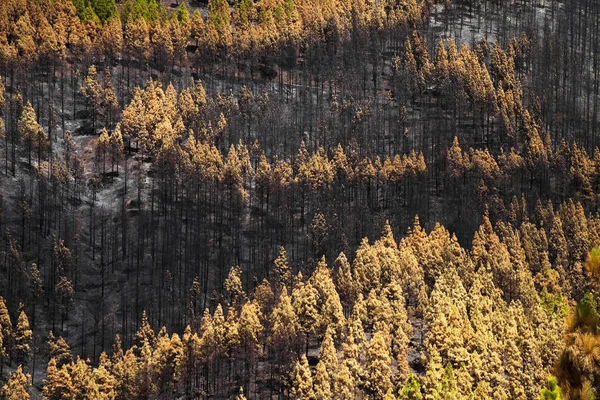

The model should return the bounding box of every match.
[0,0,599,398]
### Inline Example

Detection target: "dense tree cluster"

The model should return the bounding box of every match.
[0,216,585,399]
[0,0,425,68]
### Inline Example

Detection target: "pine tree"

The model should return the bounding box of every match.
[298,148,334,191]
[2,365,31,400]
[233,0,257,29]
[27,264,43,326]
[42,358,74,400]
[273,246,292,292]
[180,327,200,397]
[0,296,12,344]
[98,15,123,63]
[335,252,355,312]
[191,9,205,47]
[135,310,156,349]
[109,124,124,172]
[94,352,117,399]
[433,38,449,83]
[14,310,32,364]
[293,279,319,350]
[423,348,444,399]
[212,304,227,358]
[439,363,460,399]
[548,216,570,293]
[153,328,184,395]
[344,321,366,373]
[102,68,119,129]
[0,304,6,370]
[255,153,272,203]
[311,212,328,257]
[309,257,345,335]
[38,17,63,64]
[121,87,145,146]
[224,265,245,306]
[447,137,466,179]
[585,247,600,285]
[136,338,156,398]
[198,308,216,362]
[313,360,333,400]
[382,282,411,379]
[522,110,547,176]
[399,372,422,400]
[236,386,248,400]
[151,20,175,69]
[502,307,526,399]
[352,238,381,295]
[111,338,138,399]
[207,0,233,49]
[125,16,150,64]
[375,223,402,287]
[365,330,393,398]
[70,357,101,399]
[18,102,44,165]
[170,16,191,67]
[48,331,73,368]
[55,276,74,330]
[253,279,275,328]
[472,381,492,400]
[93,0,117,23]
[238,301,263,361]
[223,310,241,360]
[290,354,315,400]
[333,361,356,399]
[270,287,299,358]
[314,326,337,399]
[14,14,36,63]
[81,65,103,131]
[556,293,600,399]
[539,376,563,400]
[96,128,110,173]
